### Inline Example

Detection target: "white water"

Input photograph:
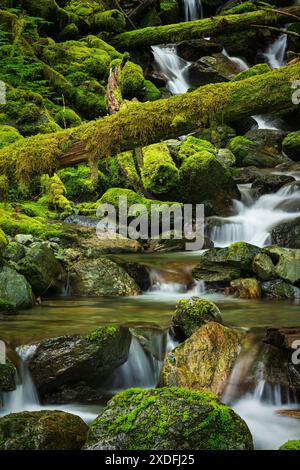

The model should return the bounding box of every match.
[222,48,249,72]
[211,180,300,247]
[151,45,191,94]
[183,0,203,21]
[263,33,287,69]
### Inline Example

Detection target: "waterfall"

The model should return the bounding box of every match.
[210,178,300,248]
[222,48,249,72]
[183,0,203,21]
[263,33,287,69]
[104,330,178,392]
[151,45,191,95]
[147,267,206,298]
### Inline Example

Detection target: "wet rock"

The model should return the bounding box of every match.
[70,257,140,296]
[252,253,276,280]
[172,297,223,340]
[282,131,300,161]
[228,278,261,299]
[264,327,300,351]
[18,242,66,296]
[252,174,295,198]
[232,166,260,184]
[159,322,240,396]
[0,410,88,450]
[216,148,236,167]
[2,242,26,261]
[118,261,151,291]
[29,326,131,401]
[228,136,282,168]
[244,129,286,156]
[0,361,16,392]
[274,248,300,285]
[271,217,300,249]
[188,54,236,87]
[261,279,295,300]
[0,265,35,309]
[177,39,222,62]
[84,387,253,450]
[147,231,213,252]
[277,410,300,419]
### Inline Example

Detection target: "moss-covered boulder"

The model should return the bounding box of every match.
[28,326,131,401]
[178,152,239,215]
[279,440,300,450]
[120,61,145,100]
[84,387,253,450]
[266,248,300,285]
[192,242,261,285]
[70,257,140,296]
[0,361,16,392]
[229,278,261,299]
[216,148,236,167]
[0,410,88,450]
[282,131,300,161]
[232,63,271,81]
[0,265,35,309]
[159,322,239,396]
[252,252,275,280]
[0,125,23,149]
[18,242,66,296]
[143,80,161,101]
[141,143,179,195]
[172,297,222,340]
[228,136,280,167]
[176,136,216,161]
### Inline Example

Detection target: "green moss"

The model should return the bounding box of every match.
[120,61,145,100]
[142,80,161,102]
[58,164,107,201]
[55,108,81,129]
[160,0,178,11]
[177,136,216,161]
[87,325,118,343]
[92,10,126,34]
[232,63,271,82]
[222,2,257,15]
[40,173,72,213]
[141,143,179,195]
[282,131,300,160]
[0,227,8,253]
[228,135,278,167]
[279,440,300,450]
[0,125,23,149]
[116,152,142,192]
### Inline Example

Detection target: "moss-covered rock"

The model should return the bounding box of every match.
[0,410,88,450]
[216,148,236,167]
[29,326,132,401]
[228,136,280,167]
[261,279,295,300]
[55,108,81,128]
[141,142,179,195]
[0,125,23,149]
[178,151,238,214]
[0,361,16,392]
[0,265,35,309]
[252,253,275,280]
[17,242,66,296]
[172,297,223,340]
[229,278,261,299]
[70,257,141,296]
[282,131,300,161]
[120,61,145,100]
[84,387,253,450]
[58,164,107,201]
[279,440,300,450]
[177,136,216,161]
[142,80,161,102]
[159,322,240,396]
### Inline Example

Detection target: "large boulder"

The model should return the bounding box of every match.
[282,131,300,161]
[252,252,276,280]
[28,326,131,402]
[228,136,281,168]
[18,242,66,296]
[70,257,140,296]
[271,248,300,284]
[177,39,222,62]
[159,322,240,396]
[271,217,300,249]
[84,387,253,450]
[261,279,296,300]
[192,242,261,285]
[0,265,35,309]
[178,152,239,215]
[172,297,222,340]
[0,410,88,450]
[251,174,295,198]
[244,129,286,156]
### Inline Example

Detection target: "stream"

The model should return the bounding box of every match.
[1,9,300,451]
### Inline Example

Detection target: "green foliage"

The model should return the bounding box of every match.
[0,227,8,253]
[55,108,81,129]
[177,136,216,161]
[58,164,107,201]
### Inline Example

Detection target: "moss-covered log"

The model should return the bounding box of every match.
[1,62,300,192]
[110,6,300,50]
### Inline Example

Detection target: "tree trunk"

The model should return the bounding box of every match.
[1,62,300,189]
[110,6,300,50]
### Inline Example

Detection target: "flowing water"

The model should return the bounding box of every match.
[263,33,287,69]
[183,0,203,21]
[151,45,191,94]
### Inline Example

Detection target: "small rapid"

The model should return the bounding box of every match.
[151,45,191,94]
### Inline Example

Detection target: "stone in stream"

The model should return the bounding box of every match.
[228,136,281,168]
[0,411,88,450]
[251,174,295,198]
[0,265,35,310]
[159,322,240,396]
[261,279,296,300]
[83,387,253,450]
[282,131,300,161]
[70,257,140,296]
[228,278,261,299]
[172,297,223,340]
[252,252,275,281]
[177,39,222,62]
[244,129,286,156]
[276,410,300,419]
[28,326,131,402]
[264,327,300,351]
[0,361,16,392]
[271,217,300,249]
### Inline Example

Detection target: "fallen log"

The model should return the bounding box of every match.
[110,6,300,50]
[1,62,300,192]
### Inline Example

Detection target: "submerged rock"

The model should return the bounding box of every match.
[159,322,240,396]
[0,410,88,450]
[28,326,131,401]
[84,387,253,450]
[0,265,35,309]
[172,297,222,340]
[70,257,140,296]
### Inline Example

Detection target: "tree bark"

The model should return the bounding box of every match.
[110,6,300,50]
